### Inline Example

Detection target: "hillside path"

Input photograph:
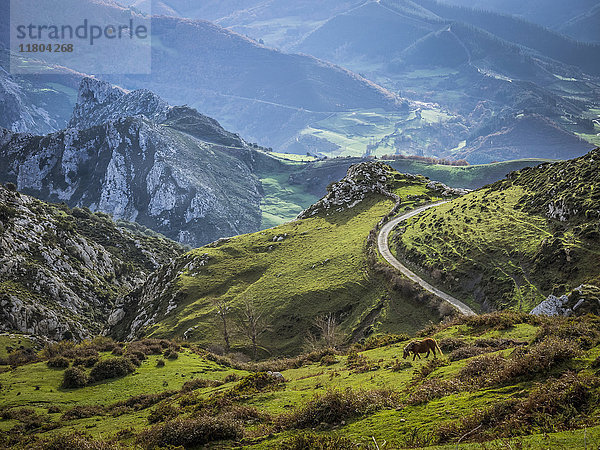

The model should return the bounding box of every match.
[377,202,477,316]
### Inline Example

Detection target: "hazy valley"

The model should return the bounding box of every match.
[1,0,600,448]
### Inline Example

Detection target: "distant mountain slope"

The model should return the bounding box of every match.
[437,0,599,32]
[559,4,600,44]
[0,51,80,135]
[391,148,600,312]
[109,163,456,355]
[0,78,264,247]
[417,0,600,76]
[290,0,600,162]
[102,11,403,148]
[456,114,593,164]
[0,183,183,340]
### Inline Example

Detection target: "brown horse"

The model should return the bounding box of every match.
[402,338,443,360]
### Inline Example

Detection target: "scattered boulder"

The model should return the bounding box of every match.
[530,285,600,316]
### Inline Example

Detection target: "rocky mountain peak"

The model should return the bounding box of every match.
[68,77,171,129]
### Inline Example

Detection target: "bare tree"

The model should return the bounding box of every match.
[306,313,341,350]
[236,298,270,360]
[214,299,231,353]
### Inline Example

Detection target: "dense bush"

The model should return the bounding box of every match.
[436,372,599,443]
[535,315,600,350]
[89,357,135,382]
[163,349,179,360]
[136,416,243,448]
[147,403,178,424]
[156,358,165,367]
[47,356,70,368]
[408,378,463,405]
[448,346,490,361]
[279,388,398,429]
[73,356,99,368]
[61,367,89,388]
[7,348,38,366]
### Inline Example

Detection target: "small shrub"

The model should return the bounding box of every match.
[319,354,337,366]
[108,391,176,413]
[224,373,239,383]
[111,346,124,356]
[408,378,463,405]
[449,346,490,361]
[458,354,506,382]
[136,416,243,448]
[498,336,579,382]
[148,402,178,424]
[7,348,38,366]
[62,367,89,388]
[38,432,119,449]
[127,351,147,362]
[345,350,374,373]
[361,333,409,350]
[535,315,600,350]
[126,354,142,367]
[414,358,448,380]
[47,406,61,414]
[156,358,165,367]
[228,372,282,397]
[90,336,118,352]
[181,378,223,392]
[47,356,70,368]
[390,359,412,371]
[89,357,135,382]
[61,405,104,421]
[438,337,467,352]
[73,355,99,368]
[164,349,179,360]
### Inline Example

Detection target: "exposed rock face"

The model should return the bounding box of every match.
[0,184,183,340]
[0,68,60,134]
[530,285,600,316]
[0,78,263,247]
[109,252,204,341]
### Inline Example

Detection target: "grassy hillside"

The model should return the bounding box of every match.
[110,163,454,357]
[2,312,600,448]
[391,148,600,312]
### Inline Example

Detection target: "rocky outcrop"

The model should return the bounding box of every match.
[426,181,470,197]
[0,68,60,134]
[298,162,400,218]
[0,184,184,340]
[530,285,600,316]
[0,78,263,247]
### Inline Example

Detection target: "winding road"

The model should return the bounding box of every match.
[377,202,477,316]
